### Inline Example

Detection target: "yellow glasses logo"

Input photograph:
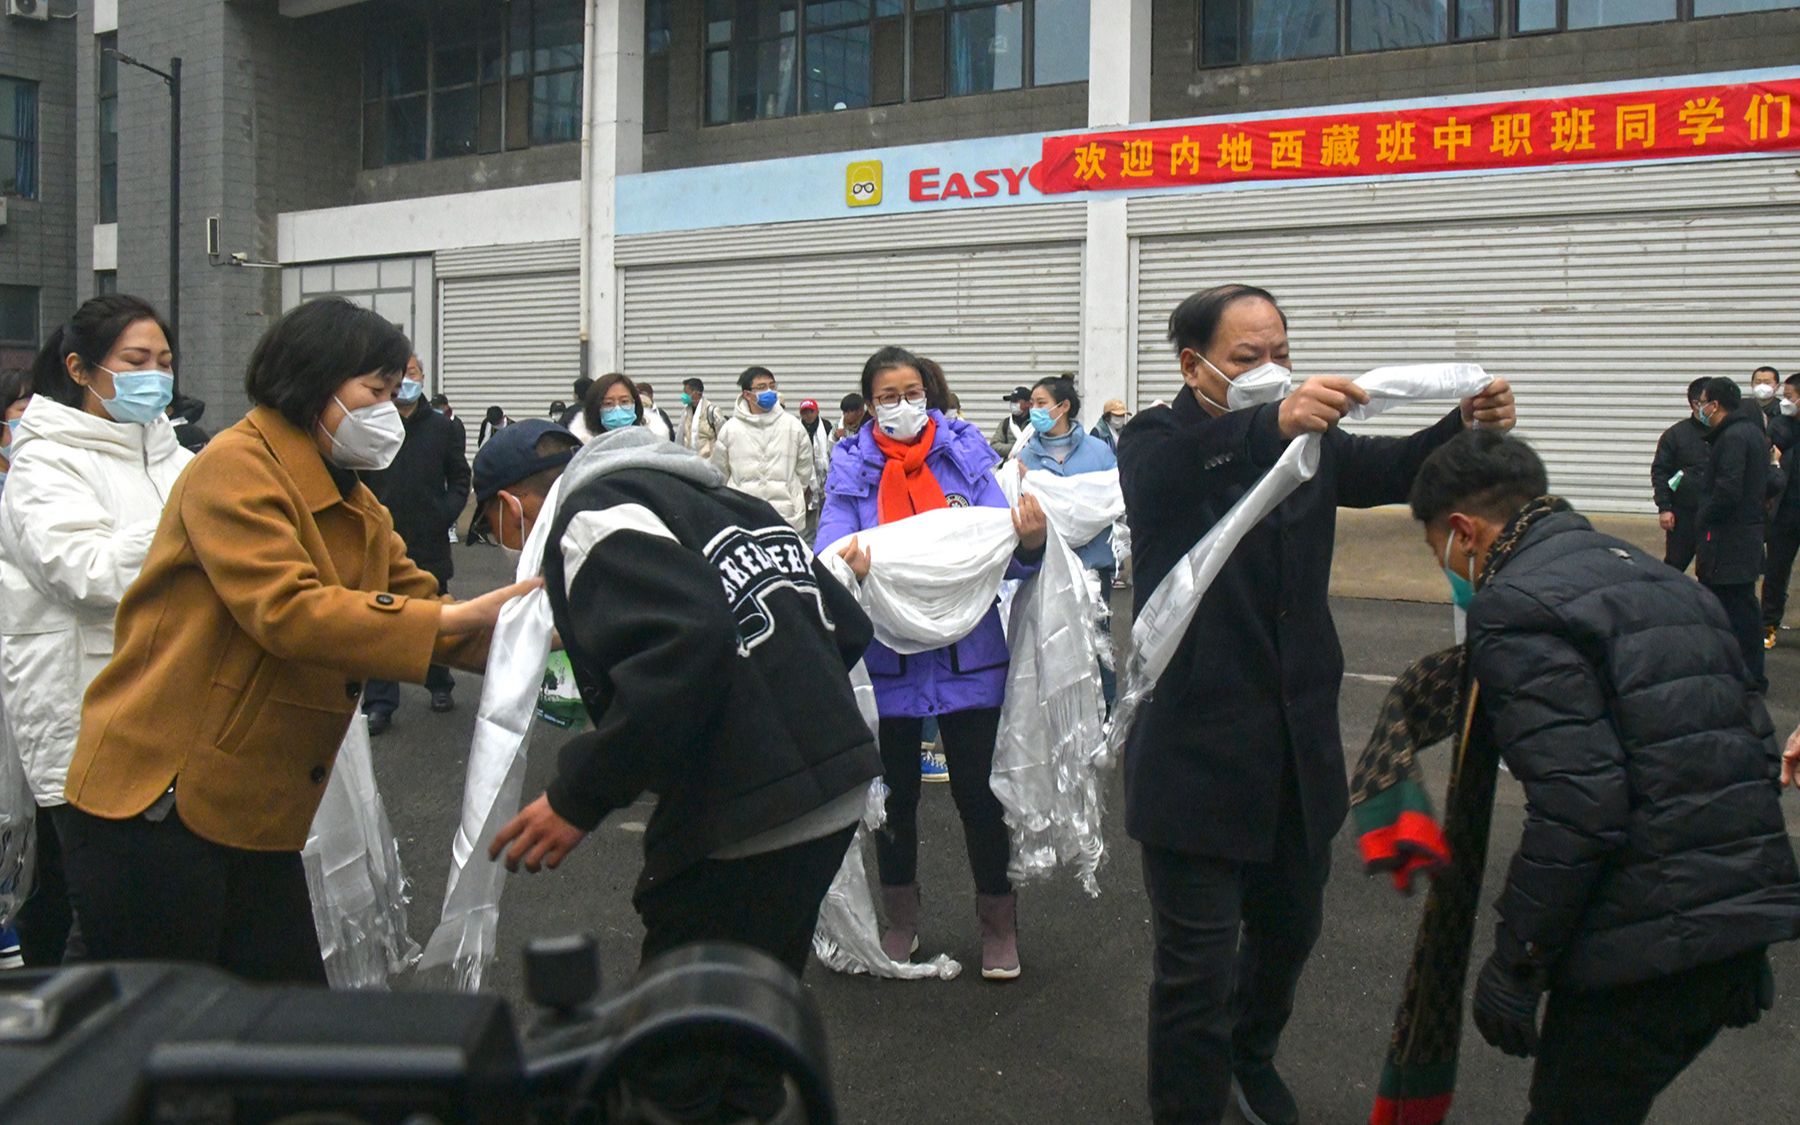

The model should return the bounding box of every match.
[846,161,883,208]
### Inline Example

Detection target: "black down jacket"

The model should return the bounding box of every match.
[1697,402,1769,586]
[1468,509,1800,990]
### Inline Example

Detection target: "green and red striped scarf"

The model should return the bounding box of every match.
[1348,496,1567,1125]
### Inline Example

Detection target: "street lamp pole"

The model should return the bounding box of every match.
[104,50,181,389]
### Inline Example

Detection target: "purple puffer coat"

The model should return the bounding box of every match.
[814,412,1036,718]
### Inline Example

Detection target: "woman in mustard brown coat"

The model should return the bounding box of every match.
[59,298,536,984]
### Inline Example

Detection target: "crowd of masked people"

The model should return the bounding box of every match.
[0,286,1796,1125]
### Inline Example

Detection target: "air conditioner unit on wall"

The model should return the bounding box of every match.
[6,0,49,21]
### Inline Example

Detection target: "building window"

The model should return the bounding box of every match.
[98,37,118,222]
[0,286,38,349]
[0,77,38,200]
[1202,0,1503,63]
[95,271,117,297]
[646,0,672,132]
[1518,0,1677,30]
[1693,0,1799,12]
[706,0,1087,126]
[361,0,583,171]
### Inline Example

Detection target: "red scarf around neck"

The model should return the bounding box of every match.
[870,418,948,525]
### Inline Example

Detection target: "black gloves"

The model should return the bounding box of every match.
[1473,937,1547,1058]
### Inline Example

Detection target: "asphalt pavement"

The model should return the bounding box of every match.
[374,542,1800,1124]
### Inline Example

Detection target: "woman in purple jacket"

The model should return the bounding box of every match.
[816,346,1047,980]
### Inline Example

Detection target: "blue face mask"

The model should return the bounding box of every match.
[1029,406,1060,434]
[96,366,175,424]
[1694,403,1712,428]
[395,378,424,404]
[754,389,779,411]
[1442,533,1476,610]
[600,405,637,431]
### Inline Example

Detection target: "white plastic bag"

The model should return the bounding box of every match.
[0,695,35,929]
[811,660,962,980]
[303,710,420,989]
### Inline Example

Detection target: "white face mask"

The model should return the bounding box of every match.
[1782,399,1798,418]
[1755,383,1777,402]
[1107,414,1127,432]
[1198,356,1294,412]
[875,399,929,441]
[320,396,406,470]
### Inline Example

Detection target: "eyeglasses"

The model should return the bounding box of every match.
[870,389,928,408]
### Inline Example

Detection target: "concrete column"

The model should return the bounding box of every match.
[584,0,645,376]
[1080,0,1153,409]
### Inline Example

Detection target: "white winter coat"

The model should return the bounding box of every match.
[803,421,833,509]
[0,397,193,806]
[710,399,814,531]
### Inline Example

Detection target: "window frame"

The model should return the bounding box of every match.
[1513,0,1688,34]
[359,0,583,172]
[97,36,118,222]
[703,0,1087,128]
[0,285,40,350]
[0,75,39,202]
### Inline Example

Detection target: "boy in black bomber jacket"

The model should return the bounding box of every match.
[471,419,881,980]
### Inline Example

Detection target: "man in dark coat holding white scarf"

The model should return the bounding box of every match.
[1118,284,1515,1125]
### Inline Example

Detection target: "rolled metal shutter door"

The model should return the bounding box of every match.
[1130,158,1800,513]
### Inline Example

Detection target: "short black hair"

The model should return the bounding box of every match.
[1409,430,1550,526]
[738,366,776,391]
[1701,377,1742,411]
[1686,377,1709,402]
[840,393,864,412]
[1786,374,1800,391]
[430,393,450,407]
[1753,366,1781,381]
[1167,284,1287,356]
[683,377,705,395]
[1033,375,1081,420]
[572,376,594,400]
[638,381,655,395]
[32,294,171,411]
[245,297,411,431]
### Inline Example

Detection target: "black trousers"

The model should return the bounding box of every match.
[1525,949,1766,1125]
[636,825,856,979]
[366,575,454,715]
[55,804,327,985]
[1140,777,1330,1124]
[1705,580,1768,694]
[1762,518,1800,628]
[875,708,1011,896]
[15,805,72,967]
[1663,507,1699,572]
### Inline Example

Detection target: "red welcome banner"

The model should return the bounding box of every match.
[1038,79,1800,194]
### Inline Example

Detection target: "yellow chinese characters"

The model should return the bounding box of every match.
[1434,116,1473,161]
[1218,132,1254,174]
[1121,138,1156,179]
[1320,124,1360,167]
[1170,134,1202,176]
[1074,141,1108,181]
[1376,121,1417,164]
[1677,97,1725,146]
[1551,107,1596,153]
[1270,130,1304,170]
[1746,93,1793,143]
[1490,113,1532,157]
[1616,104,1655,149]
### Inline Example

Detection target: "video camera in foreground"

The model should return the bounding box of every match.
[0,937,833,1124]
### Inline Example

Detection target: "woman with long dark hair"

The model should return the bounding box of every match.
[815,346,1047,981]
[0,295,192,966]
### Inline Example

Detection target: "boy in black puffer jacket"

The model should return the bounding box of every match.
[1411,430,1800,1125]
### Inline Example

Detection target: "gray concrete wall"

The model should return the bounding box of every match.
[0,9,78,366]
[643,0,1089,172]
[1151,1,1800,118]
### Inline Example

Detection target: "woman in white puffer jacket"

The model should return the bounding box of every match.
[710,366,814,532]
[0,295,192,965]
